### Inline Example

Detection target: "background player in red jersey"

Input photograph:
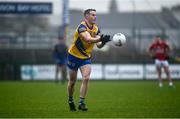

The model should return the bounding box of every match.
[148,35,174,87]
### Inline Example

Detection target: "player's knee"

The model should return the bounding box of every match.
[69,79,76,85]
[82,75,90,82]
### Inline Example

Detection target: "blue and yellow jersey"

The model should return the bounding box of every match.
[68,21,100,59]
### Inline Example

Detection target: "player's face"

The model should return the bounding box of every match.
[87,11,96,24]
[155,37,161,43]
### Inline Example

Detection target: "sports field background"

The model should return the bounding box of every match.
[0,80,179,118]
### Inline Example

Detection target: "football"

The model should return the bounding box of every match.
[112,33,126,46]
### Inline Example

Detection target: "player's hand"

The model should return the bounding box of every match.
[151,55,156,60]
[166,56,170,60]
[95,35,101,39]
[100,34,111,44]
[152,56,156,60]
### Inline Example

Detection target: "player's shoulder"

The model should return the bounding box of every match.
[78,21,87,27]
[161,40,169,46]
[79,21,99,28]
[77,21,87,33]
[150,41,156,46]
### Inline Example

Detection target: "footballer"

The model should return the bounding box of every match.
[148,35,174,87]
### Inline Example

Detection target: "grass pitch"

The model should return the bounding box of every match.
[0,80,180,118]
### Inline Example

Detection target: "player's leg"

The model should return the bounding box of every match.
[67,54,80,111]
[155,60,163,87]
[61,64,67,84]
[156,66,163,87]
[163,62,173,87]
[80,64,91,98]
[67,69,77,97]
[78,64,91,111]
[67,69,77,111]
[164,66,173,86]
[55,64,59,83]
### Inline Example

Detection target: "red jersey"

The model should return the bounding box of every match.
[149,40,170,60]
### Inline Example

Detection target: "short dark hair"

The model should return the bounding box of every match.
[84,9,96,17]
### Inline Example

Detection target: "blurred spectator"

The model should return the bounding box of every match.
[53,37,68,84]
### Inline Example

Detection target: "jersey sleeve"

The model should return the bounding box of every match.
[77,24,87,33]
[149,44,153,51]
[164,41,169,47]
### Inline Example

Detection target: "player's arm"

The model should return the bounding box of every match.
[78,24,101,43]
[52,45,57,55]
[95,29,104,48]
[147,44,152,55]
[78,24,111,44]
[164,41,172,60]
[80,31,111,44]
[165,41,172,53]
[148,44,156,59]
[96,40,104,48]
[80,31,101,43]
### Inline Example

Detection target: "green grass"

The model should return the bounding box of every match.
[0,80,180,118]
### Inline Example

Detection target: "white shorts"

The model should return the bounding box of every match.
[155,59,169,67]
